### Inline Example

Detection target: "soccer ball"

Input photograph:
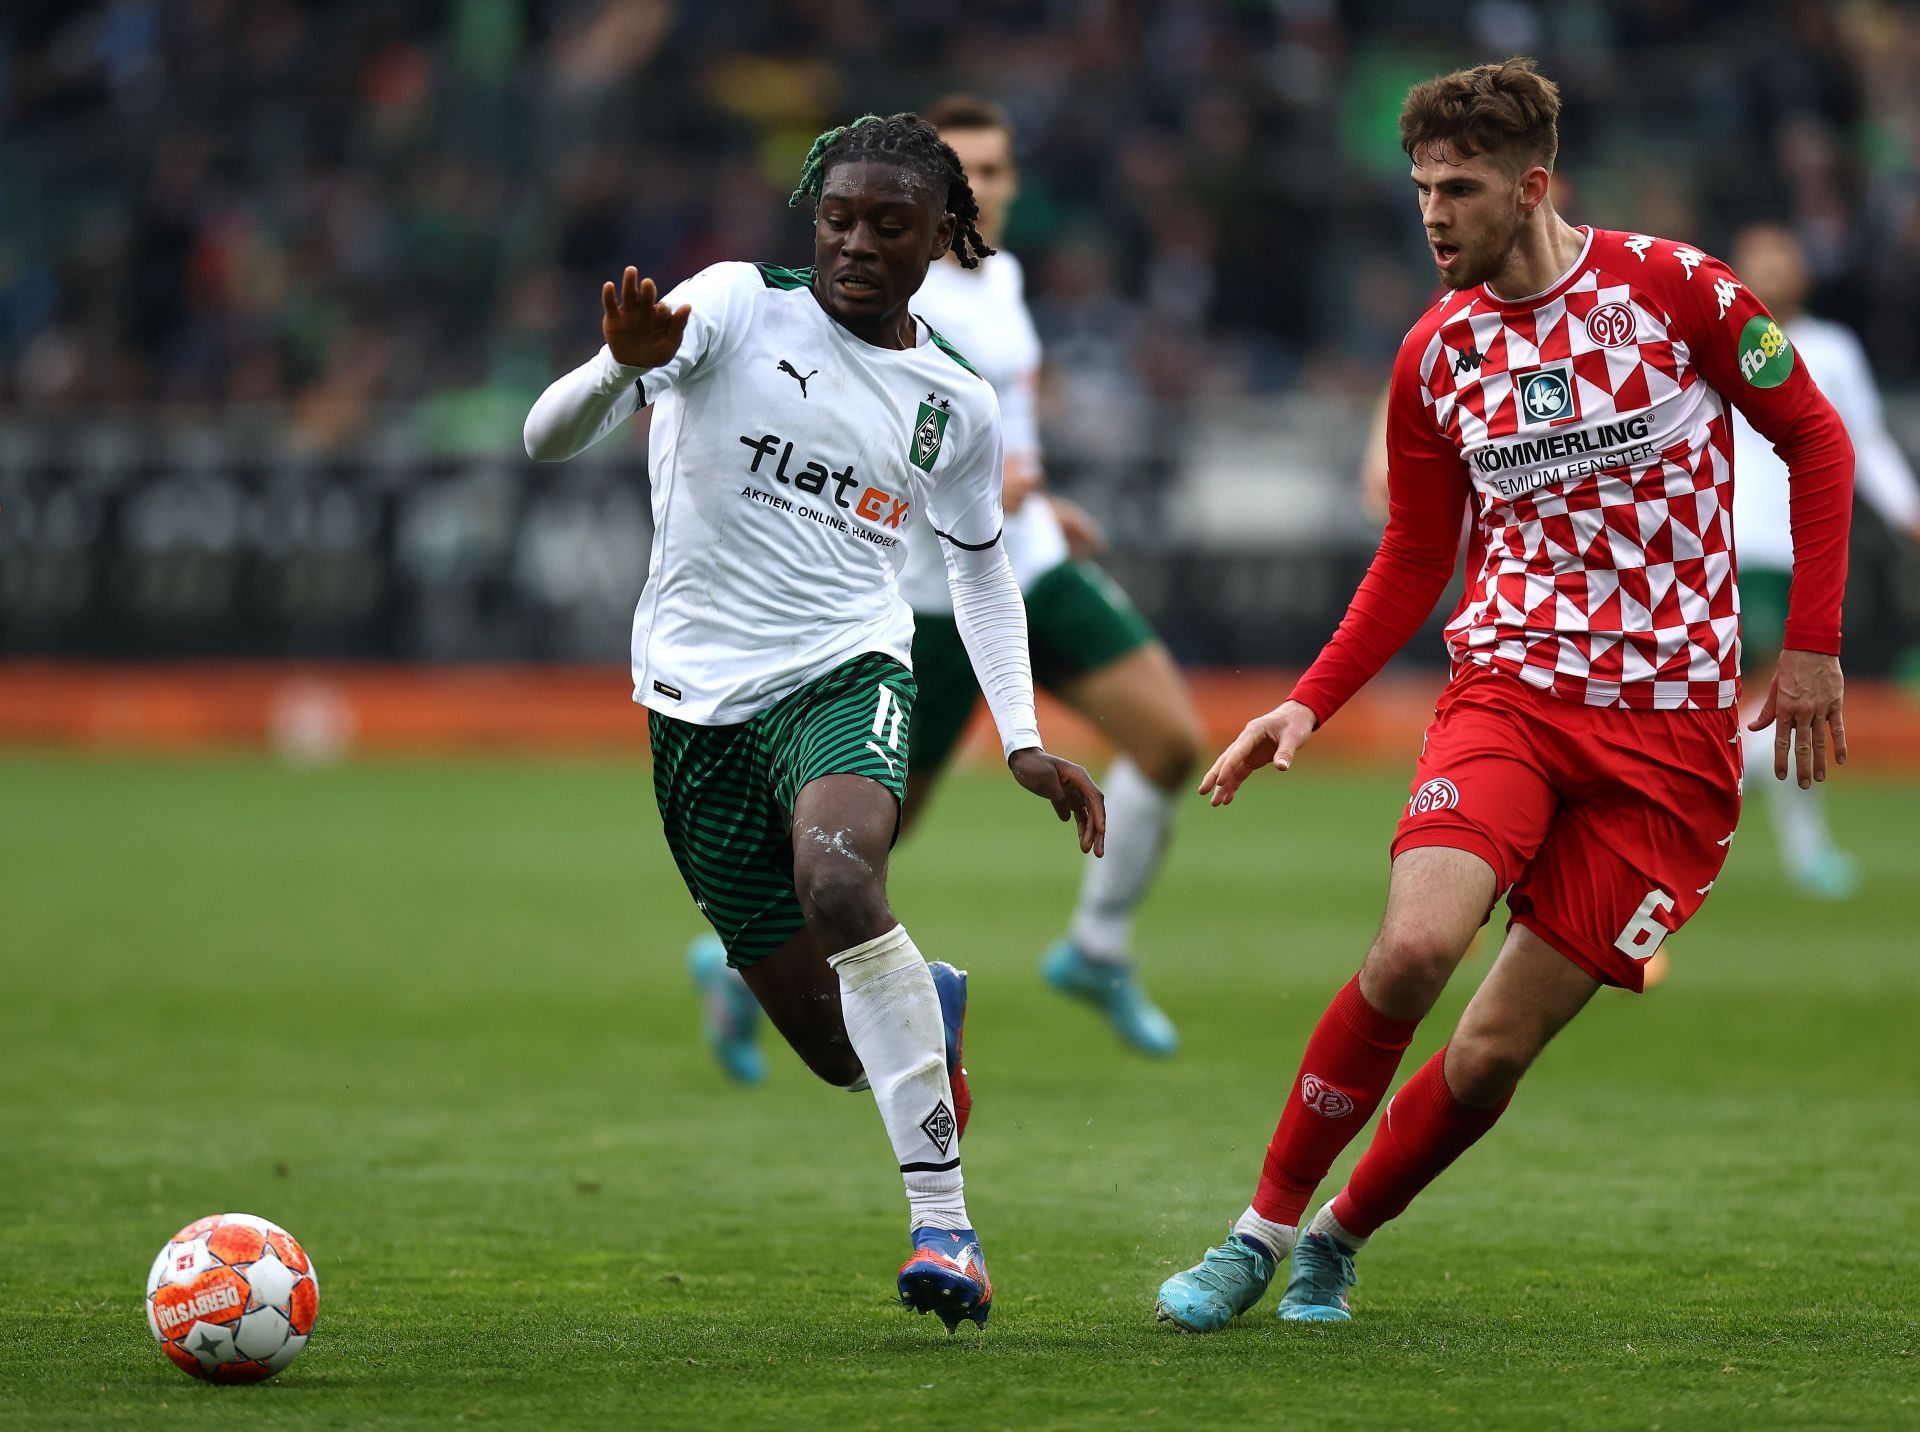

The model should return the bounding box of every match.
[145,1213,319,1382]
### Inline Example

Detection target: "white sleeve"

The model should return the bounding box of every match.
[927,390,1041,756]
[944,540,1042,758]
[522,262,757,462]
[1000,266,1044,460]
[523,345,647,461]
[1824,333,1920,532]
[998,364,1043,462]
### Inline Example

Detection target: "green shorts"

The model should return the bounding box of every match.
[1740,566,1791,665]
[909,559,1156,776]
[649,652,916,968]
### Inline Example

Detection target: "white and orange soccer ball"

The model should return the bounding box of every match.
[144,1213,318,1382]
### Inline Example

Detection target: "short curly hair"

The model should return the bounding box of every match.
[1400,57,1560,174]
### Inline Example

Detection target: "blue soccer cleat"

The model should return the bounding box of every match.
[898,1226,992,1331]
[1276,1230,1358,1322]
[1154,1232,1277,1332]
[1042,939,1179,1056]
[928,960,970,1139]
[687,934,764,1085]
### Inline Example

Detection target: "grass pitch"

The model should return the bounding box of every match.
[1,751,1916,1429]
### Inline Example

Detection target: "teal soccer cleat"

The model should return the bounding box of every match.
[688,934,765,1085]
[1042,939,1179,1056]
[1154,1232,1277,1332]
[1791,845,1860,901]
[1276,1230,1357,1322]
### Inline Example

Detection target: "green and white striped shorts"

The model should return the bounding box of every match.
[648,652,916,968]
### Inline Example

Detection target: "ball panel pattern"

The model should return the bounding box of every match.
[145,1213,317,1384]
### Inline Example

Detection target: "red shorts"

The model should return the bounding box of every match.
[1393,664,1742,991]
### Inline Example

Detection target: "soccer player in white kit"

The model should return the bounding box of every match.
[894,96,1205,1057]
[1729,223,1920,898]
[524,113,1106,1330]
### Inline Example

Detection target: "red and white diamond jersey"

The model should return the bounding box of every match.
[1291,226,1854,723]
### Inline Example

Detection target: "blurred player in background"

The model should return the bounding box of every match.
[1730,222,1920,898]
[893,95,1204,1058]
[1157,58,1854,1331]
[525,113,1106,1330]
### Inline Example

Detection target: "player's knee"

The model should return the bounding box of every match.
[1444,1030,1532,1107]
[1367,922,1470,1005]
[795,857,889,942]
[1134,715,1203,790]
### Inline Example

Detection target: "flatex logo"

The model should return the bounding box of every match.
[1515,362,1578,428]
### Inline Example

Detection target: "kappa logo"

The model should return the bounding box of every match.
[1515,363,1577,427]
[1300,1074,1355,1119]
[777,359,818,398]
[1451,345,1485,376]
[920,1100,956,1156]
[1409,777,1460,814]
[1714,276,1741,320]
[1674,246,1705,279]
[1624,234,1654,261]
[911,393,951,472]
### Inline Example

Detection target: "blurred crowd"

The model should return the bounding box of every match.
[4,0,1920,453]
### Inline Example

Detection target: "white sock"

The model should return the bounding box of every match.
[1742,724,1833,871]
[828,925,969,1232]
[1232,1206,1296,1261]
[1307,1200,1367,1252]
[1068,757,1177,965]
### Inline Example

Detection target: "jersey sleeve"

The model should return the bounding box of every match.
[635,262,762,405]
[1287,322,1473,726]
[1655,246,1855,653]
[928,387,1042,755]
[522,263,761,462]
[1820,328,1920,534]
[923,386,1007,553]
[998,264,1044,460]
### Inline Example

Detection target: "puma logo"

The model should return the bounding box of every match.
[777,360,818,398]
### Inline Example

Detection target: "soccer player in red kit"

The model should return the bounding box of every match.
[1156,57,1854,1330]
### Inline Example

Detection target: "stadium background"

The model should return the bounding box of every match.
[4,5,1919,1429]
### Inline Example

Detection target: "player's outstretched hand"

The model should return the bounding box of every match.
[1199,699,1317,807]
[602,267,691,369]
[1749,649,1847,789]
[1008,748,1106,856]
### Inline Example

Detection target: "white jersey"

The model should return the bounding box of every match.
[524,260,1029,738]
[1733,313,1920,570]
[898,252,1071,613]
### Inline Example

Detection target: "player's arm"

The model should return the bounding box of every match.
[1200,335,1469,805]
[1824,331,1920,547]
[522,266,699,462]
[1005,368,1107,556]
[1677,253,1855,786]
[932,393,1106,855]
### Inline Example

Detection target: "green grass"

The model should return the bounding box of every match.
[1,751,1916,1429]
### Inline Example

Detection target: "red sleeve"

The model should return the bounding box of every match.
[1288,322,1472,726]
[1658,245,1855,653]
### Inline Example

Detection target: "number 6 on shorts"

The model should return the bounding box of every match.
[1614,888,1676,961]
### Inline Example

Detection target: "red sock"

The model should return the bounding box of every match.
[1331,1045,1510,1238]
[1249,975,1421,1226]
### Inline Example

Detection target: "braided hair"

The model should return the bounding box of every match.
[788,112,996,269]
